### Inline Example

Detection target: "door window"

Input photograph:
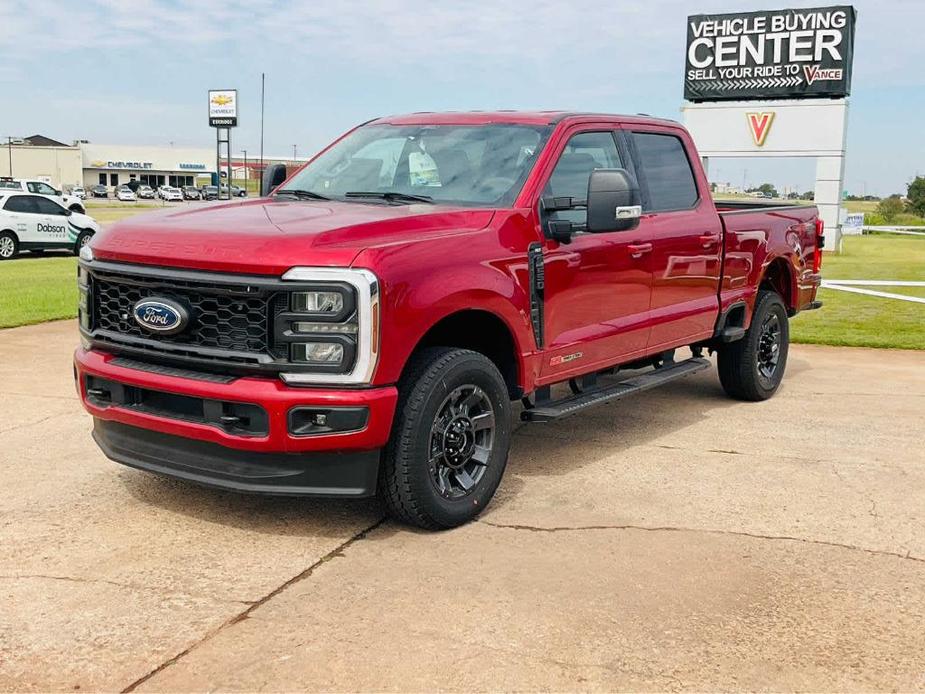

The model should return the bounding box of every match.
[544,132,622,225]
[630,133,698,211]
[99,173,107,185]
[34,197,67,215]
[109,174,119,187]
[3,195,39,213]
[27,181,57,195]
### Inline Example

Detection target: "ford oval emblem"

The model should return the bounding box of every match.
[132,298,188,335]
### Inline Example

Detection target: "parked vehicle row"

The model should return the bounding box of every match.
[71,182,247,201]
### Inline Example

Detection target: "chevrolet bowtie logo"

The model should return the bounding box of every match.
[210,95,233,106]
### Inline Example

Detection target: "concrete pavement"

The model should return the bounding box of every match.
[1,320,923,691]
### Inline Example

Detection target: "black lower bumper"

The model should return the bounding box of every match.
[92,419,380,497]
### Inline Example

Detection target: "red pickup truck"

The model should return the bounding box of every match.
[75,111,823,528]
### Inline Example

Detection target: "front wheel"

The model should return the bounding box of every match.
[717,289,789,401]
[380,347,512,529]
[73,230,93,256]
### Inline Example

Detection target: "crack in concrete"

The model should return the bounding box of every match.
[0,573,252,606]
[120,517,386,693]
[479,520,925,565]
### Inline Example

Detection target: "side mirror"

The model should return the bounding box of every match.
[586,169,641,233]
[261,164,288,197]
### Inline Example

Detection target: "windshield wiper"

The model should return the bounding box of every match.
[275,188,331,201]
[344,191,434,204]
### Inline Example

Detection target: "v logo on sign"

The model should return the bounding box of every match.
[747,112,775,147]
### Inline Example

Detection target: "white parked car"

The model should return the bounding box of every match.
[0,177,86,214]
[71,186,87,200]
[137,185,155,199]
[115,186,137,202]
[0,192,100,259]
[158,186,183,201]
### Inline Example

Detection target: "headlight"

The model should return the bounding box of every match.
[291,291,344,314]
[277,268,379,385]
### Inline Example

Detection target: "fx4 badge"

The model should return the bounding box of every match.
[550,352,583,367]
[747,112,775,147]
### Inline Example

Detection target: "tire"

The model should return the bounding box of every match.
[380,347,512,529]
[73,230,93,256]
[717,289,789,401]
[0,231,18,260]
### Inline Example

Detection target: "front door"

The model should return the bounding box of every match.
[537,128,652,382]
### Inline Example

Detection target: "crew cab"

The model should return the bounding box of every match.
[0,192,99,259]
[0,178,86,214]
[74,112,823,529]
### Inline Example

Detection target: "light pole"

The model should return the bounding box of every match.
[292,144,297,164]
[242,149,248,190]
[7,136,12,177]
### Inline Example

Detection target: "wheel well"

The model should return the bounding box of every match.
[761,258,795,315]
[0,229,18,240]
[69,204,84,212]
[412,310,521,399]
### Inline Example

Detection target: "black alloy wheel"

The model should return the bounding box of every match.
[428,385,495,499]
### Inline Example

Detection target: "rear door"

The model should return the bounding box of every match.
[626,127,722,351]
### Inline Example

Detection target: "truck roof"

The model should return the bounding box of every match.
[371,111,679,127]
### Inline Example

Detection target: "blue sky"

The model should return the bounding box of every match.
[1,0,922,196]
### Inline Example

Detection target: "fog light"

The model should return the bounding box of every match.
[292,291,344,313]
[292,342,344,364]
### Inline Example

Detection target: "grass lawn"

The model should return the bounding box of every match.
[791,234,925,350]
[0,256,78,328]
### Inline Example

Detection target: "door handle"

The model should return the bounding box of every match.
[699,233,720,248]
[627,242,653,259]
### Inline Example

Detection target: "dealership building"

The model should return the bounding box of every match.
[80,143,215,189]
[3,135,304,191]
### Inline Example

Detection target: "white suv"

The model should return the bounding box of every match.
[0,178,86,214]
[0,192,100,259]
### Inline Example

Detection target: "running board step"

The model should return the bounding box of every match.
[521,358,711,422]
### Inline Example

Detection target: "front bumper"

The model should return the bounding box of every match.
[75,348,398,496]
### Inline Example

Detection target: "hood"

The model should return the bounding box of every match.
[89,197,496,275]
[72,211,100,232]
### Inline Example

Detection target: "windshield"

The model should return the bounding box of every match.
[282,123,550,207]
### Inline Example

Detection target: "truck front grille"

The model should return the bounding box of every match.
[94,277,271,353]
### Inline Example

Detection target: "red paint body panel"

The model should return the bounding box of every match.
[79,112,821,462]
[75,349,398,452]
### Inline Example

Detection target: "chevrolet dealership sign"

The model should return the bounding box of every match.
[685,6,856,102]
[208,89,238,127]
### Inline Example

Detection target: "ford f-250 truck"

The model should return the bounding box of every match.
[75,112,823,529]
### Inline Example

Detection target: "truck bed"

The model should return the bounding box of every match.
[717,203,821,317]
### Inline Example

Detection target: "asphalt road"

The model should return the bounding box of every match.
[1,320,923,692]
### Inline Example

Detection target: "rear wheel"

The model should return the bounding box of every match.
[717,289,789,401]
[0,232,18,260]
[380,347,512,529]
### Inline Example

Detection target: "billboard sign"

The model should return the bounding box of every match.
[685,6,856,102]
[208,89,238,127]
